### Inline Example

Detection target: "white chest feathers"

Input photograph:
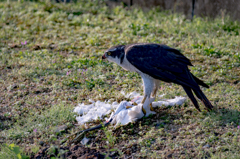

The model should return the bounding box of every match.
[119,56,140,72]
[106,54,140,73]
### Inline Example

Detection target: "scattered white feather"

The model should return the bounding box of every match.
[152,96,186,107]
[121,91,140,98]
[74,92,186,126]
[110,101,144,126]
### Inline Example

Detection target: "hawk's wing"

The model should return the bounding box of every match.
[125,43,199,90]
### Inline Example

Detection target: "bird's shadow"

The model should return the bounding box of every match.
[141,105,240,129]
[206,107,240,126]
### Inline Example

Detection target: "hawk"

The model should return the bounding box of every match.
[102,43,213,116]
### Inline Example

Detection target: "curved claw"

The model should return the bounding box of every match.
[132,102,138,106]
[150,103,154,111]
[141,96,147,104]
[142,104,156,116]
[142,97,156,117]
[142,106,146,115]
[126,106,132,109]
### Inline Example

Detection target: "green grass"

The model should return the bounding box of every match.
[0,1,240,158]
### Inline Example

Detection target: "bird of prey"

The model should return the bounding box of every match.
[102,43,213,116]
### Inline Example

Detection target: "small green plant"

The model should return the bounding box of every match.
[0,143,28,159]
[103,126,116,148]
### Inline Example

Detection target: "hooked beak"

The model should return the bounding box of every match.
[102,54,106,59]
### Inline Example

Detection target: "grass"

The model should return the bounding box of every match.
[0,1,240,158]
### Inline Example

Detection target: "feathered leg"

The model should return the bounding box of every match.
[150,80,161,111]
[141,75,156,116]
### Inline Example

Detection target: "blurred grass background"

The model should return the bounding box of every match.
[0,0,240,158]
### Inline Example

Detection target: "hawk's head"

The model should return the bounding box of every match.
[102,45,125,64]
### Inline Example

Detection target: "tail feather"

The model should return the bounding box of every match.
[192,89,213,110]
[183,86,213,111]
[183,86,201,112]
[191,73,209,88]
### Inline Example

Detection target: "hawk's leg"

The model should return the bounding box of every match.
[140,74,156,116]
[141,95,147,114]
[142,97,156,116]
[141,96,155,113]
[141,95,147,104]
[149,103,154,111]
[151,80,161,98]
[149,80,161,111]
[151,87,157,98]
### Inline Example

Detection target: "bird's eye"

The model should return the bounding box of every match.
[107,52,111,56]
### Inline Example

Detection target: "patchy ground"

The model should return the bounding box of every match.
[0,1,240,158]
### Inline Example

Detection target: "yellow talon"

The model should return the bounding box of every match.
[141,96,147,104]
[150,103,154,111]
[126,106,132,109]
[132,102,138,106]
[142,106,146,115]
[152,89,157,97]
